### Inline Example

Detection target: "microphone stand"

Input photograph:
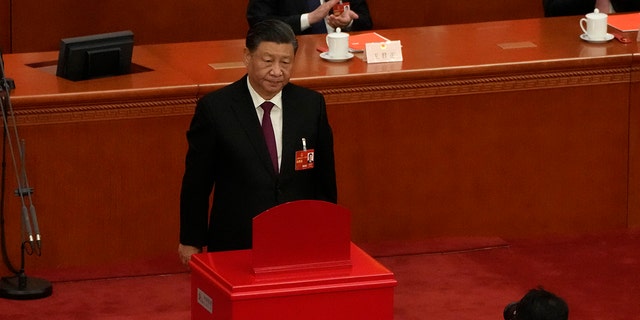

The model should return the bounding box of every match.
[0,51,52,300]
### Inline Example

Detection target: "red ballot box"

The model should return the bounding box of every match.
[190,200,397,320]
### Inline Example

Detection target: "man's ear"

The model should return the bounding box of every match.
[243,47,251,67]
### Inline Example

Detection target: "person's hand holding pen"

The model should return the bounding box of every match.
[308,0,341,26]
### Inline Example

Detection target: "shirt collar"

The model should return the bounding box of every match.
[247,77,283,110]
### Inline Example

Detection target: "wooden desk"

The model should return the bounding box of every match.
[0,0,9,52]
[2,16,638,276]
[2,47,199,276]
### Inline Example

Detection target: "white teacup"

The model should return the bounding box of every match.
[326,28,349,58]
[580,9,608,40]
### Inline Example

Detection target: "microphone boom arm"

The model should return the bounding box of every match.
[0,50,52,300]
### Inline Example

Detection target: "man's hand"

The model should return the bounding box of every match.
[327,8,359,30]
[178,243,202,267]
[308,0,341,25]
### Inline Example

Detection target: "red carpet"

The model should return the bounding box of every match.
[380,228,640,320]
[0,228,638,319]
[0,273,191,320]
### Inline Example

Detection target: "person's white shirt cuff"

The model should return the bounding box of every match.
[301,14,311,31]
[302,13,352,33]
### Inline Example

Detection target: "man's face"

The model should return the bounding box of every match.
[244,41,295,100]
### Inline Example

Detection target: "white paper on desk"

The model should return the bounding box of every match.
[364,41,403,64]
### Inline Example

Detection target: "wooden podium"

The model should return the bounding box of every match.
[189,200,397,320]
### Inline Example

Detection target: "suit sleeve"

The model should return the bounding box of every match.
[348,0,373,31]
[179,98,216,247]
[543,0,596,17]
[247,0,305,34]
[611,0,640,12]
[315,97,338,203]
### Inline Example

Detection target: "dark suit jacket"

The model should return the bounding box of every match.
[180,75,337,252]
[543,0,640,17]
[247,0,373,34]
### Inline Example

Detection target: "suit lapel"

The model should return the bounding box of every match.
[230,77,278,176]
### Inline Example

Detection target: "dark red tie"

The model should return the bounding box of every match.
[260,101,279,173]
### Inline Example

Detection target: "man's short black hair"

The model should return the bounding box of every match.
[246,19,298,53]
[504,287,569,320]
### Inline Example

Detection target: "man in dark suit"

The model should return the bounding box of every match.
[543,0,640,16]
[178,19,337,265]
[247,0,373,35]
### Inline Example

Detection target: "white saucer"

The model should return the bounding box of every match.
[320,52,354,62]
[580,33,614,43]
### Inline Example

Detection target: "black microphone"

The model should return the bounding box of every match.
[19,138,41,251]
[21,205,35,246]
[30,204,41,250]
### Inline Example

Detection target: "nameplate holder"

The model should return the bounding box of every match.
[364,40,403,64]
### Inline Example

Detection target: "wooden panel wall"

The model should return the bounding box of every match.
[630,56,640,228]
[370,0,543,30]
[0,0,9,53]
[10,0,249,53]
[329,81,630,243]
[8,0,544,53]
[2,113,193,275]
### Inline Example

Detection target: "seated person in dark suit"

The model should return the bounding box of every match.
[247,0,373,35]
[503,287,569,320]
[543,0,640,16]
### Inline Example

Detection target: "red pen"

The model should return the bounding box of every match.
[612,32,631,44]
